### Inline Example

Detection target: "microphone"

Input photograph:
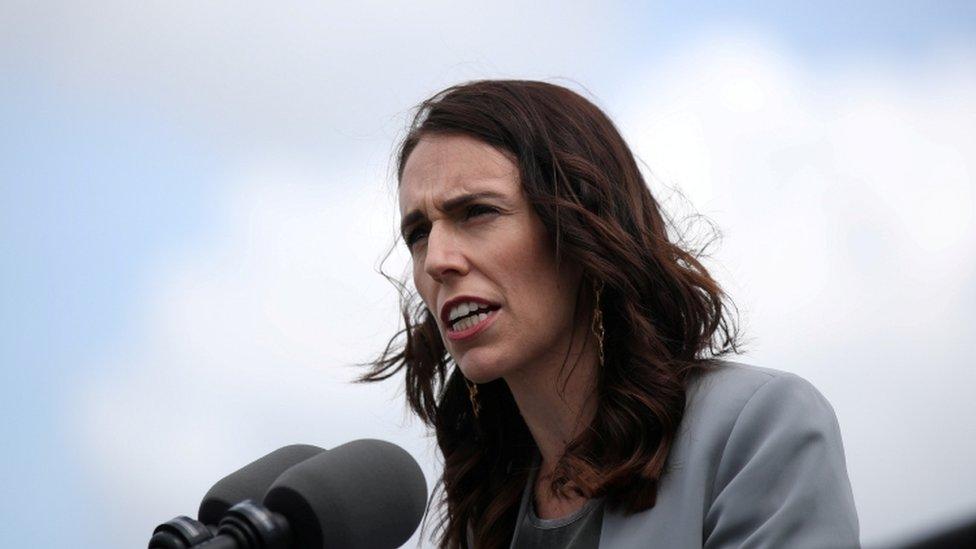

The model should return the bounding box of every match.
[152,444,325,548]
[149,440,427,549]
[199,444,326,525]
[264,439,428,549]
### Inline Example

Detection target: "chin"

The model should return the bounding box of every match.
[454,347,512,384]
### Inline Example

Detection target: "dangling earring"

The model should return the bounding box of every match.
[591,279,605,368]
[466,378,481,419]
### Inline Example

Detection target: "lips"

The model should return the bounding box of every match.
[445,307,500,341]
[439,296,500,326]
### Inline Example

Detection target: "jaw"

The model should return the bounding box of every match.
[452,345,509,384]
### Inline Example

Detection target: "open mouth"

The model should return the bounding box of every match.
[443,300,501,339]
[448,305,499,331]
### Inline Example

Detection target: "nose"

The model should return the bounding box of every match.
[423,222,469,282]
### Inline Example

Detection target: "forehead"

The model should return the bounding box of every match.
[398,134,520,214]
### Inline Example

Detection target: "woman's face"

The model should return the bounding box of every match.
[399,134,584,384]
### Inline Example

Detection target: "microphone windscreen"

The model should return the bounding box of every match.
[197,444,325,525]
[264,439,428,549]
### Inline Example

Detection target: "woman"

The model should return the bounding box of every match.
[362,80,859,548]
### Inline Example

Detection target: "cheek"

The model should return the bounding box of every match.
[511,248,581,324]
[412,262,435,311]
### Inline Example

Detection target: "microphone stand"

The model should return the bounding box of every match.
[149,501,291,549]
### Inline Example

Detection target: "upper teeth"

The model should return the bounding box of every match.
[448,301,492,322]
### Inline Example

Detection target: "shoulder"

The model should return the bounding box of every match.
[681,360,860,547]
[687,359,845,462]
[687,359,822,401]
[678,359,847,477]
[600,360,859,548]
[683,359,837,435]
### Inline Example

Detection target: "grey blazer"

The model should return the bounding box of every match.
[471,361,860,548]
[598,361,860,548]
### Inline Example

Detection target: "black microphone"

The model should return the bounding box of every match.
[151,444,325,549]
[149,440,427,549]
[263,439,428,549]
[199,444,326,525]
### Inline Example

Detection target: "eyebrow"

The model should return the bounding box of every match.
[400,190,507,239]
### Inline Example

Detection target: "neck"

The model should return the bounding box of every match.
[504,328,600,478]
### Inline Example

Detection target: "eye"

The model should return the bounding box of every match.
[464,204,499,220]
[405,225,429,248]
[404,205,498,251]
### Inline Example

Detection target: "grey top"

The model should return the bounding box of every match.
[598,361,860,548]
[470,361,860,548]
[510,455,604,549]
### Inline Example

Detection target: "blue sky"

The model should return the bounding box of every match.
[2,2,974,547]
[1,78,221,545]
[653,1,975,59]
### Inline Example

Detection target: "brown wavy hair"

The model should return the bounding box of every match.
[360,80,741,548]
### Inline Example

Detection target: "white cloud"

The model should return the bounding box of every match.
[69,159,442,547]
[60,23,976,547]
[620,34,976,543]
[2,1,628,155]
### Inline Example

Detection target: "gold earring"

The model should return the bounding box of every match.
[591,279,605,367]
[466,378,481,419]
